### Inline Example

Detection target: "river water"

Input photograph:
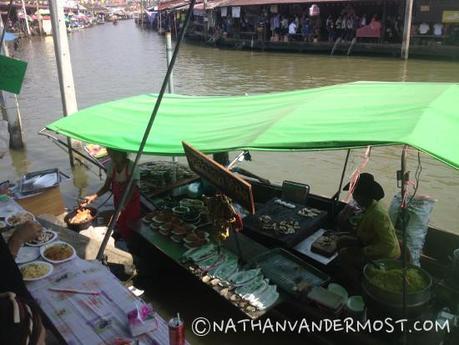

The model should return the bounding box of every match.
[1,20,458,233]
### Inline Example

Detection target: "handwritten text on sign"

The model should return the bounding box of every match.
[182,142,255,214]
[0,55,28,94]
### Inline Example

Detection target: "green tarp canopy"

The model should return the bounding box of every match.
[46,81,459,169]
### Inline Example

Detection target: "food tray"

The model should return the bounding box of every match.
[243,198,328,247]
[249,248,329,296]
[19,169,60,195]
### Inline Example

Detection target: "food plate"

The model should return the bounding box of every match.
[19,261,53,281]
[6,211,35,227]
[26,229,57,247]
[15,246,40,264]
[228,268,262,287]
[209,260,239,281]
[236,276,267,297]
[40,241,76,263]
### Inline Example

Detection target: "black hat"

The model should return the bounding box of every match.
[343,173,385,201]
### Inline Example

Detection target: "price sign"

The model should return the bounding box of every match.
[183,142,255,214]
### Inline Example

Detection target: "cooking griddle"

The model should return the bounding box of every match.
[244,198,328,247]
[250,248,330,297]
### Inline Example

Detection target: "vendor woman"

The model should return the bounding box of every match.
[83,148,140,242]
[337,173,400,283]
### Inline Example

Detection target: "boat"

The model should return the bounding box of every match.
[42,81,459,344]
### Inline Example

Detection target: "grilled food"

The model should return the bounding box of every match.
[69,208,92,224]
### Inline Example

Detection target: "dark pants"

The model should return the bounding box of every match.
[334,235,367,294]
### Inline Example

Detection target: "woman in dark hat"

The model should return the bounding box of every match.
[337,173,400,277]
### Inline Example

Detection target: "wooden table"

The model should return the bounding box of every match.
[16,186,65,216]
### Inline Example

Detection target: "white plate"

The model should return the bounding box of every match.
[40,241,76,264]
[25,230,58,247]
[15,246,40,264]
[19,261,54,281]
[5,211,36,227]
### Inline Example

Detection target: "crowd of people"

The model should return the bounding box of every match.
[211,5,403,44]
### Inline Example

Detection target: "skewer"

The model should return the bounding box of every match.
[49,288,101,295]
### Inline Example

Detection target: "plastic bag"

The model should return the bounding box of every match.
[389,193,435,266]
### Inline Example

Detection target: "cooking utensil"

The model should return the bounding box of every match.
[362,259,432,317]
[64,206,97,232]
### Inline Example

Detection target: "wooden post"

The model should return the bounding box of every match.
[36,0,43,35]
[140,0,144,27]
[165,31,176,163]
[21,0,31,36]
[0,15,24,149]
[401,0,414,59]
[165,31,174,94]
[48,0,78,167]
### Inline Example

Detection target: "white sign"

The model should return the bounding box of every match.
[221,7,227,17]
[232,6,241,18]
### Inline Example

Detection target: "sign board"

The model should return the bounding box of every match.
[232,6,241,18]
[182,142,255,214]
[0,55,27,94]
[443,11,459,23]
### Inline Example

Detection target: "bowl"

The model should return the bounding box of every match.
[6,211,36,227]
[41,241,76,263]
[327,283,349,301]
[172,206,190,216]
[19,261,54,281]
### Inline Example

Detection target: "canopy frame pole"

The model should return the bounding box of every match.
[96,0,197,261]
[332,149,351,217]
[400,145,409,343]
[38,129,107,171]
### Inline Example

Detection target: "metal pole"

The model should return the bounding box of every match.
[48,0,79,167]
[0,13,24,149]
[336,149,351,201]
[21,0,31,36]
[400,145,408,343]
[401,0,414,60]
[96,0,197,261]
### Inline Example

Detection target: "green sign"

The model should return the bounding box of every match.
[0,55,28,94]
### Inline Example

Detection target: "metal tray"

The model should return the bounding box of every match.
[249,248,330,297]
[243,197,328,247]
[19,169,60,195]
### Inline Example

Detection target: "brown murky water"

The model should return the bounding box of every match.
[1,20,458,233]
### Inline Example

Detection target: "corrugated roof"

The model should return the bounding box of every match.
[158,0,193,11]
[216,0,393,7]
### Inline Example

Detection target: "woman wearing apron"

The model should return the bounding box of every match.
[83,149,140,243]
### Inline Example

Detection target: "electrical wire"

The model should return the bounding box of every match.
[408,150,423,205]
